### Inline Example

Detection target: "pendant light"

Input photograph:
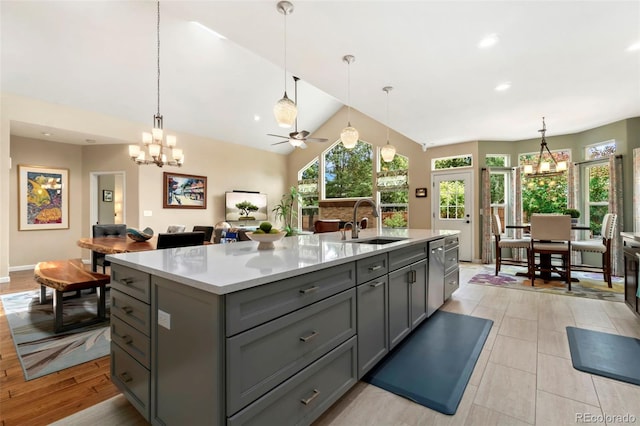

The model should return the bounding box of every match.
[340,54,359,149]
[273,1,297,128]
[380,86,396,162]
[128,1,183,167]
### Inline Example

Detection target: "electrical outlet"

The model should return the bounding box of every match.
[158,309,171,330]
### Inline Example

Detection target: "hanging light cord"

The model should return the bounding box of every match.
[156,0,161,118]
[346,60,352,125]
[386,89,390,143]
[283,8,287,93]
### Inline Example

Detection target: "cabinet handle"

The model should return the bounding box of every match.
[413,270,417,282]
[300,389,320,405]
[299,330,319,342]
[369,281,384,288]
[120,278,134,285]
[368,265,382,271]
[122,306,133,314]
[121,335,133,344]
[119,372,133,383]
[299,286,319,294]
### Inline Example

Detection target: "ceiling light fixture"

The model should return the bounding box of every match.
[380,86,396,163]
[129,1,183,168]
[340,54,359,149]
[627,41,640,51]
[495,82,511,91]
[478,33,499,48]
[523,117,567,178]
[273,1,297,128]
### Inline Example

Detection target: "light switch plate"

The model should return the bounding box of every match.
[143,210,153,217]
[158,309,171,330]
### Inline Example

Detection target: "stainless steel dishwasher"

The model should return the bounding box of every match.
[428,238,445,317]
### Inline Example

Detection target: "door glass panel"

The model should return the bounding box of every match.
[439,180,465,219]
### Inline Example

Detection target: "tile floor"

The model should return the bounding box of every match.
[314,263,640,426]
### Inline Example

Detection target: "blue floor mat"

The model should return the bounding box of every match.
[363,310,493,415]
[566,326,640,386]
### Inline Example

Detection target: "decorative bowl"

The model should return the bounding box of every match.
[126,227,154,242]
[246,231,286,250]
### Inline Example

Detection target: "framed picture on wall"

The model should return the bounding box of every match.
[18,164,69,230]
[103,190,113,202]
[415,187,427,198]
[163,172,207,209]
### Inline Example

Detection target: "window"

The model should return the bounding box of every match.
[378,154,409,228]
[432,154,472,170]
[486,155,510,232]
[439,179,466,219]
[519,149,571,222]
[585,140,616,160]
[298,159,319,231]
[323,142,373,199]
[583,140,614,235]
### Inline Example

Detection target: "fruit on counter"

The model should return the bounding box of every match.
[253,229,265,234]
[259,221,273,233]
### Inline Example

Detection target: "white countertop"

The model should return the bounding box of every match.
[107,228,457,295]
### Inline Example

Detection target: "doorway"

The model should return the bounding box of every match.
[431,171,473,261]
[90,171,126,234]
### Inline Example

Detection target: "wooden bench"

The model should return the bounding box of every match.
[34,259,110,333]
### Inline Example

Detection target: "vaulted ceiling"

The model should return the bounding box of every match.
[2,1,639,154]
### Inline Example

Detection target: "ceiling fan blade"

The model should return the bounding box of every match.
[267,133,289,138]
[305,137,329,143]
[271,140,290,146]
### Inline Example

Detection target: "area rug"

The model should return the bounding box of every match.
[363,311,493,415]
[1,289,111,380]
[566,326,640,386]
[468,264,624,302]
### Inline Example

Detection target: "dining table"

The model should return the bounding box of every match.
[504,223,590,282]
[77,236,158,255]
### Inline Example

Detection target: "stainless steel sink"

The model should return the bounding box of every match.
[347,237,408,245]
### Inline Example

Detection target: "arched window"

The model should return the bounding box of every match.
[298,159,319,231]
[323,141,373,199]
[378,154,409,228]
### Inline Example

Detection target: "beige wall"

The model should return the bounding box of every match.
[1,94,288,274]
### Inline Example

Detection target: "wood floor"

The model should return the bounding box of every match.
[0,269,119,426]
[2,265,640,425]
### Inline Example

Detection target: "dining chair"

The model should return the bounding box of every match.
[192,225,214,242]
[92,224,127,273]
[491,214,530,275]
[571,213,617,287]
[166,224,186,233]
[156,231,206,249]
[528,214,572,289]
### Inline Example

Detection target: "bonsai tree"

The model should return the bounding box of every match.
[272,186,302,236]
[236,200,259,220]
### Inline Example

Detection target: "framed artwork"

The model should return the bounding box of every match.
[18,164,69,230]
[415,187,427,198]
[103,190,113,202]
[163,172,207,209]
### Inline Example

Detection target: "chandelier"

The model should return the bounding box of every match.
[128,1,184,167]
[380,86,396,162]
[523,117,566,179]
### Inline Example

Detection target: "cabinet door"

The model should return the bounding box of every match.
[356,276,388,378]
[388,265,411,350]
[410,259,428,329]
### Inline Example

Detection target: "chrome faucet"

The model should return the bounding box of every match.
[352,198,380,239]
[341,222,354,240]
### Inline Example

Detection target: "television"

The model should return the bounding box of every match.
[225,191,268,222]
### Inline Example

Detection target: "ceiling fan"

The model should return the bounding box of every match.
[269,76,329,149]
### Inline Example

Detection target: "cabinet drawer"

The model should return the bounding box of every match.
[111,289,150,336]
[388,243,427,271]
[226,262,355,336]
[226,289,356,415]
[445,247,459,273]
[111,344,150,421]
[111,316,150,368]
[110,264,150,303]
[444,235,459,251]
[356,253,388,284]
[227,336,357,426]
[444,268,460,300]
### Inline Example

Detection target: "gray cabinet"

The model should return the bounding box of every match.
[356,275,388,378]
[444,235,460,300]
[427,239,445,317]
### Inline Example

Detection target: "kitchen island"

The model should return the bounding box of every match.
[106,228,459,425]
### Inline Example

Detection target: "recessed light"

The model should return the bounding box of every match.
[478,33,499,49]
[254,115,261,122]
[495,82,511,91]
[41,132,52,136]
[627,41,640,51]
[190,21,227,40]
[85,139,96,144]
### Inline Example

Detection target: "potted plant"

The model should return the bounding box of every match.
[272,186,302,236]
[562,208,580,224]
